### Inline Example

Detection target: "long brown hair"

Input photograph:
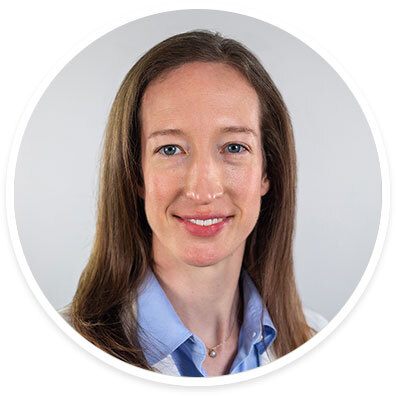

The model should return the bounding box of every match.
[71,30,312,371]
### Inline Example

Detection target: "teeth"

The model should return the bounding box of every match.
[187,218,224,226]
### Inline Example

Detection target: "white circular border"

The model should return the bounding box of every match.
[6,7,390,388]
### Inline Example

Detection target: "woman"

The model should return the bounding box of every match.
[59,30,327,377]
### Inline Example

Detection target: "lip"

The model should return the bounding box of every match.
[174,214,232,237]
[178,213,231,220]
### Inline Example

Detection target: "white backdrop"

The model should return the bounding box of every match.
[1,0,395,394]
[13,10,381,322]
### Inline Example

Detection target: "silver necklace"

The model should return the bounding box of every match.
[205,304,242,358]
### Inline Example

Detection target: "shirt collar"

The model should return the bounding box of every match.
[137,271,192,365]
[137,269,277,365]
[238,270,277,357]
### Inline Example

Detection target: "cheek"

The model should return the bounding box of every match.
[225,165,263,233]
[225,165,263,202]
[145,175,168,199]
[143,168,182,211]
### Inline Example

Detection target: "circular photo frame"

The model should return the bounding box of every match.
[7,9,387,386]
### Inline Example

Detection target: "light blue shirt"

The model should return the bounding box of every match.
[137,269,277,376]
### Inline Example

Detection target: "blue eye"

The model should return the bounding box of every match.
[225,144,246,153]
[159,145,182,156]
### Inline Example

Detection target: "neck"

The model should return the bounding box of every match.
[152,237,244,348]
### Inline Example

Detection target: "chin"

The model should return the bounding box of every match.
[180,247,227,268]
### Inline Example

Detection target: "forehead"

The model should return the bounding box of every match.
[140,62,260,136]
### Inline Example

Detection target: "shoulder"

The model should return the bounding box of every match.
[57,303,73,327]
[303,306,328,333]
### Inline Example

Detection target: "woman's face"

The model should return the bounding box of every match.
[140,62,269,267]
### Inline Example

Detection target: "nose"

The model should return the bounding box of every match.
[184,152,224,204]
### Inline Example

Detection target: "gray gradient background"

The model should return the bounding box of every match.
[14,10,381,321]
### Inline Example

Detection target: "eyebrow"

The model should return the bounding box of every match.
[148,126,258,140]
[221,126,258,137]
[148,129,184,140]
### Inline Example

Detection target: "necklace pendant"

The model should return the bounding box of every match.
[208,349,217,358]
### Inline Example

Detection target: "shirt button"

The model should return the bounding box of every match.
[252,332,257,338]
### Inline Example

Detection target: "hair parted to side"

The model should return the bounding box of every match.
[71,30,312,371]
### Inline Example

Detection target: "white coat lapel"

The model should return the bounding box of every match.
[152,355,181,376]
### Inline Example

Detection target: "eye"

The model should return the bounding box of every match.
[224,143,247,154]
[158,145,182,156]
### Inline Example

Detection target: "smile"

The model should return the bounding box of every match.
[175,215,232,237]
[186,218,225,226]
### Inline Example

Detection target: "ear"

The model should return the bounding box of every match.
[137,184,145,200]
[261,173,270,196]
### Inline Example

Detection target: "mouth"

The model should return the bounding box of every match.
[184,217,226,226]
[174,214,233,237]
